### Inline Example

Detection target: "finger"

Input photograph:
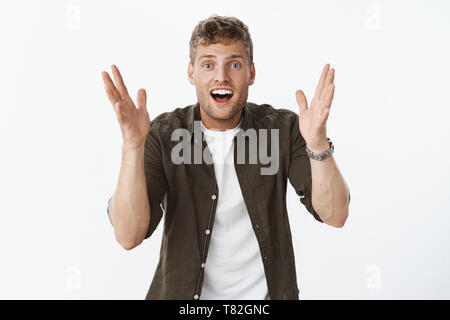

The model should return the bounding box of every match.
[295,90,308,114]
[111,64,129,97]
[136,88,147,112]
[104,85,120,106]
[314,64,330,99]
[320,68,335,99]
[322,84,335,112]
[102,71,121,101]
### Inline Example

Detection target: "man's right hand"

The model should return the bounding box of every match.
[102,65,150,150]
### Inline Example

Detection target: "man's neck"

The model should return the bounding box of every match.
[199,108,242,131]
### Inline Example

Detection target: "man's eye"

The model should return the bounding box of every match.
[203,63,212,69]
[231,63,240,69]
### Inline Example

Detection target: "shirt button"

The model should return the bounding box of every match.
[256,224,259,229]
[201,263,205,268]
[193,294,199,300]
[205,229,211,235]
[264,256,268,260]
[211,195,217,200]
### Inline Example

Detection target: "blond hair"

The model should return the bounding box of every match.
[189,15,253,67]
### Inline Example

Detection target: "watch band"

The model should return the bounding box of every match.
[305,137,334,161]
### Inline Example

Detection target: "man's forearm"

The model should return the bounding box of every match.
[309,153,349,228]
[110,145,150,249]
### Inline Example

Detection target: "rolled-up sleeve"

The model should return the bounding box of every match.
[287,114,323,223]
[144,122,168,239]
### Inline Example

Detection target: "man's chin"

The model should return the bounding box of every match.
[208,104,241,121]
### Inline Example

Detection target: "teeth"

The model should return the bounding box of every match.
[212,89,233,95]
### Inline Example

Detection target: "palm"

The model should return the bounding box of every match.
[296,64,335,150]
[116,96,150,148]
[102,65,150,149]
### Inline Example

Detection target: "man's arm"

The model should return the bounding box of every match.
[102,64,151,250]
[295,64,350,228]
[108,145,150,250]
[308,147,349,227]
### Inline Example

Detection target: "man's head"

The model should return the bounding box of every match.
[188,15,255,129]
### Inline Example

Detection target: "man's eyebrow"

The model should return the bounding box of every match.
[226,54,245,60]
[198,54,216,60]
[198,54,245,60]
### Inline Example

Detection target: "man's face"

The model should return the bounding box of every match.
[188,40,255,126]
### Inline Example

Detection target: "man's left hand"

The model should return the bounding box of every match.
[295,64,335,153]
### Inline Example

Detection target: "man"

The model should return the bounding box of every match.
[102,15,350,300]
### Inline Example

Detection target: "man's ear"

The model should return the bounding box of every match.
[248,62,256,86]
[188,61,195,85]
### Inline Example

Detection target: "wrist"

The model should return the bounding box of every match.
[306,140,329,153]
[305,137,334,161]
[122,144,145,160]
[122,143,145,153]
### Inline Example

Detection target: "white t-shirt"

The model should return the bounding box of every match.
[199,119,270,300]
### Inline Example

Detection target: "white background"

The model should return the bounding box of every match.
[1,0,449,299]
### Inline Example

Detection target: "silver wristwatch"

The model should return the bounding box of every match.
[305,137,334,161]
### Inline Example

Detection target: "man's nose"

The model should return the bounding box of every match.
[214,65,230,82]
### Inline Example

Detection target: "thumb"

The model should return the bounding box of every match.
[136,88,147,112]
[295,90,308,114]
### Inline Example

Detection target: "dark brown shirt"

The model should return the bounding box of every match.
[109,101,327,300]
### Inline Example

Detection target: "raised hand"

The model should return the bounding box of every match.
[102,65,150,150]
[295,64,335,152]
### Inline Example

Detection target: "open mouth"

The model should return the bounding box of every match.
[210,88,234,104]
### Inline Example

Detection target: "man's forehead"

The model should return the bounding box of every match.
[195,42,248,60]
